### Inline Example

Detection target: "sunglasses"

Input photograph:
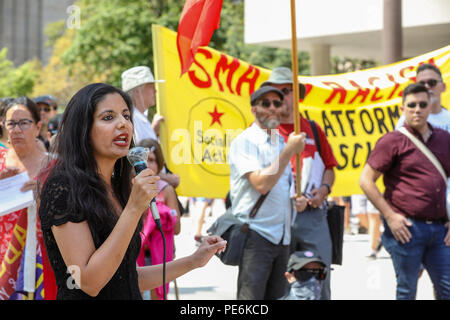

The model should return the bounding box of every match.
[281,88,292,95]
[418,79,440,88]
[41,106,53,113]
[259,99,283,108]
[406,101,428,109]
[294,268,327,282]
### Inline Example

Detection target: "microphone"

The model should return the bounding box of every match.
[127,147,161,224]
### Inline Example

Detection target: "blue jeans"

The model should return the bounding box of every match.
[382,218,450,300]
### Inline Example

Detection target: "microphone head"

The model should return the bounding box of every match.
[127,147,149,174]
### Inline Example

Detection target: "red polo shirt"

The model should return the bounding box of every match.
[368,123,450,221]
[278,117,338,175]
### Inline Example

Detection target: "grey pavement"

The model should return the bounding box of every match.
[167,199,434,300]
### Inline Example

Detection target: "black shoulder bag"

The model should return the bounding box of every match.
[207,192,268,266]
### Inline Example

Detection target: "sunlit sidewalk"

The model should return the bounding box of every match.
[167,200,434,300]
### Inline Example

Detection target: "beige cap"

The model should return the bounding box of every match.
[121,66,164,92]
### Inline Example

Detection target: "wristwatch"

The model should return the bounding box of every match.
[321,183,331,195]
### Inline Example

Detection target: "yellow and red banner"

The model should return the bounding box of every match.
[153,25,450,198]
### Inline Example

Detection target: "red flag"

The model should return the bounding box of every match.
[177,0,223,75]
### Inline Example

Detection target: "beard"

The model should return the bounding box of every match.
[256,112,280,129]
[429,94,438,106]
[263,118,281,129]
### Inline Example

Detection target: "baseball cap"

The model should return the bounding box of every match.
[250,86,284,106]
[34,95,57,108]
[121,66,165,92]
[287,251,325,272]
[260,67,306,99]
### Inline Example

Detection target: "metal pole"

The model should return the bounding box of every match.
[290,0,301,195]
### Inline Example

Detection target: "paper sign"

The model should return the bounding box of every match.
[0,172,34,216]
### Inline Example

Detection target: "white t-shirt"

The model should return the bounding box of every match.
[395,107,450,132]
[132,108,158,144]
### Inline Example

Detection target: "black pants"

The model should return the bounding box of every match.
[237,229,289,300]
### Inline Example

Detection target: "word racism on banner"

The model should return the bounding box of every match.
[153,25,450,197]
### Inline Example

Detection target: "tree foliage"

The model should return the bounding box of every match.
[62,0,183,88]
[36,0,375,105]
[60,0,310,88]
[32,25,106,108]
[0,48,40,98]
[331,56,378,74]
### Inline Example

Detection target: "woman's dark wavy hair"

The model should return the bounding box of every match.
[42,83,138,245]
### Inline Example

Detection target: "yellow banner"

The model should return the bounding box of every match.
[152,25,450,198]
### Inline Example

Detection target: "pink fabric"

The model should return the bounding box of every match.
[137,180,178,300]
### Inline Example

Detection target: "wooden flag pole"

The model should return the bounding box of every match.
[290,0,302,195]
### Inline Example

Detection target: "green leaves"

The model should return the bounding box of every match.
[47,0,374,93]
[61,0,182,87]
[0,48,40,97]
[59,0,311,86]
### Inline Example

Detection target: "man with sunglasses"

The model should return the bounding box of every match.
[395,64,450,288]
[280,250,327,300]
[261,67,338,300]
[360,83,450,300]
[34,95,58,150]
[229,86,307,300]
[396,64,449,132]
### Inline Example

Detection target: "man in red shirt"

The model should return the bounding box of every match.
[261,67,338,300]
[359,83,450,300]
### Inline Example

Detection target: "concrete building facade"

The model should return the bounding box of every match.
[0,0,75,66]
[244,0,450,75]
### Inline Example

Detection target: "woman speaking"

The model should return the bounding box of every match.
[38,83,226,299]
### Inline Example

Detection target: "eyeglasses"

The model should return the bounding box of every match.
[281,88,292,95]
[294,268,327,282]
[3,119,34,131]
[418,79,440,88]
[259,99,283,108]
[406,101,428,109]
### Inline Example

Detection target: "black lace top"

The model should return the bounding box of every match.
[38,173,142,300]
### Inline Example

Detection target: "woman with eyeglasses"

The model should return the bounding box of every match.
[0,96,53,299]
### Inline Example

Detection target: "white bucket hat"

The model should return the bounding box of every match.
[121,66,164,92]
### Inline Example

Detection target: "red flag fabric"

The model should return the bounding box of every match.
[177,0,223,75]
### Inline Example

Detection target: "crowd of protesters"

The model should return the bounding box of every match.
[0,62,448,301]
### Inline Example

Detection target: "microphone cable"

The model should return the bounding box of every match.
[152,215,166,300]
[147,198,167,300]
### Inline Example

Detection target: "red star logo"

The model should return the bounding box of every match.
[208,105,224,127]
